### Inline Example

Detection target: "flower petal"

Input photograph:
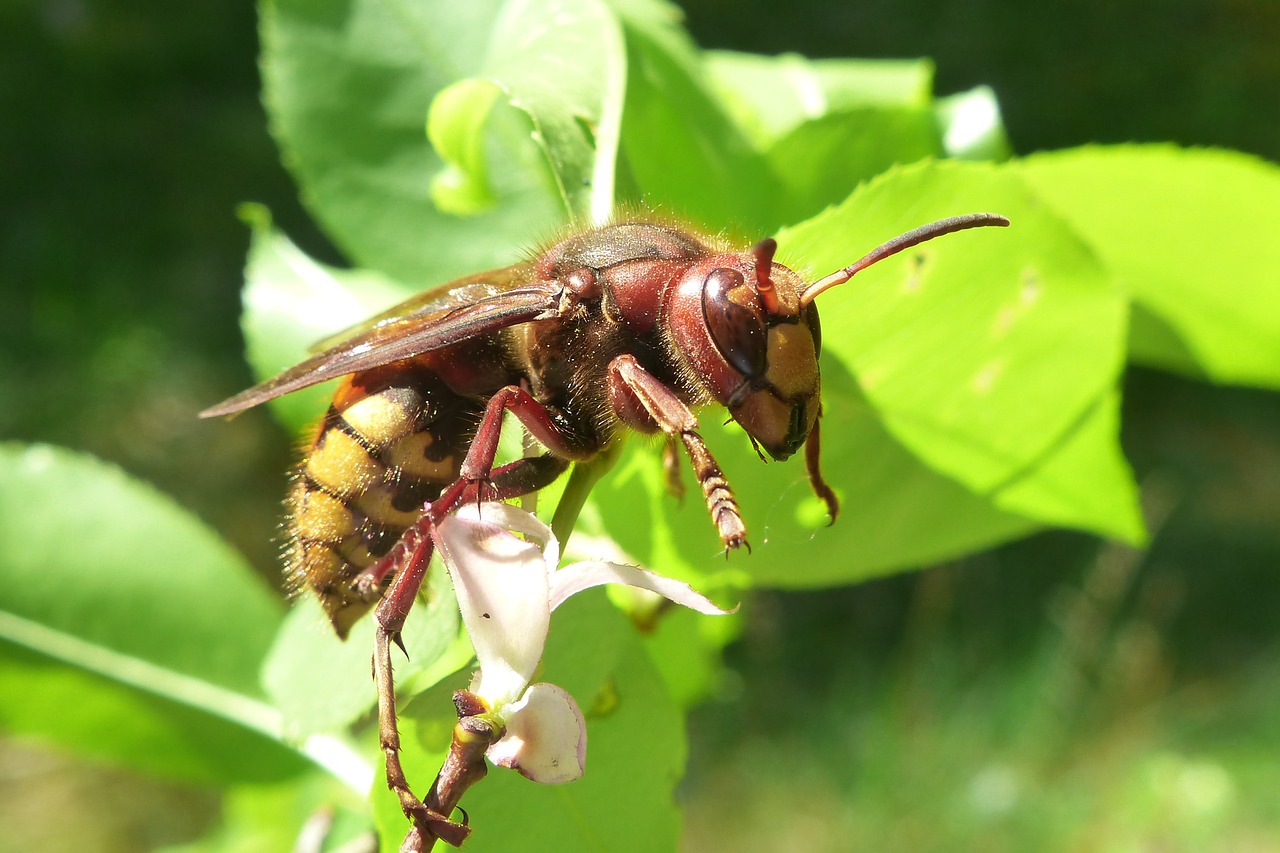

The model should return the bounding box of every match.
[462,501,559,572]
[435,506,551,707]
[548,561,736,615]
[488,683,586,784]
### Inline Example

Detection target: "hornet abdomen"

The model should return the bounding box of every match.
[288,362,482,636]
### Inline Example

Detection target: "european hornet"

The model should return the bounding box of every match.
[202,213,1008,841]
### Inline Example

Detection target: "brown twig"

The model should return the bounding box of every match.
[399,691,503,852]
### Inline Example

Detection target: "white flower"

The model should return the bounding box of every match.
[434,502,732,784]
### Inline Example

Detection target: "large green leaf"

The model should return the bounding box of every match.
[262,0,620,282]
[705,51,934,147]
[780,161,1131,514]
[0,444,313,784]
[764,106,941,225]
[607,0,779,235]
[1019,145,1280,389]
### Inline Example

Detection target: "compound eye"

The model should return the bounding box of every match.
[702,267,767,380]
[804,304,822,357]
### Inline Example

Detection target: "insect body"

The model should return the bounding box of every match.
[201,213,1008,842]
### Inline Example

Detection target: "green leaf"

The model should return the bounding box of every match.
[779,160,1129,506]
[262,570,459,736]
[478,0,626,224]
[706,51,934,146]
[262,0,565,281]
[764,106,941,225]
[0,443,310,783]
[607,0,780,234]
[238,206,414,435]
[1018,144,1280,389]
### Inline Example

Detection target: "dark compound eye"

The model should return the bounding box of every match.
[702,267,767,380]
[804,304,822,357]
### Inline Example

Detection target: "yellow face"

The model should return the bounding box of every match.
[729,313,821,461]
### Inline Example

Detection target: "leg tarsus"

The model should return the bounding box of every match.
[608,354,749,550]
[804,414,840,524]
[374,538,441,845]
[677,429,749,550]
[378,617,470,848]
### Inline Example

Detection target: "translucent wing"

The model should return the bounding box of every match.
[201,270,563,418]
[304,270,514,354]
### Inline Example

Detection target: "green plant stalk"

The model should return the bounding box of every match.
[0,610,374,794]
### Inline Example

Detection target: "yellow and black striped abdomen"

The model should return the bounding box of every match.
[288,372,479,637]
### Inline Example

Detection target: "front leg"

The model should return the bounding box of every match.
[457,385,598,488]
[607,354,748,550]
[367,389,583,848]
[803,411,840,523]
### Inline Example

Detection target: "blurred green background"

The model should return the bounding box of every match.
[2,0,1278,850]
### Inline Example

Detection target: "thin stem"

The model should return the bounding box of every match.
[0,611,374,793]
[412,698,502,852]
[550,442,623,546]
